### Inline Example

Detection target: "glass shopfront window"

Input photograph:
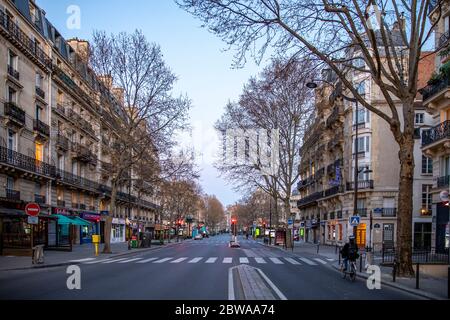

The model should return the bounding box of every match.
[81,225,95,243]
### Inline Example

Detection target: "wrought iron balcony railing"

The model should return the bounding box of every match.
[420,73,450,102]
[346,180,374,191]
[356,208,368,217]
[4,189,20,201]
[55,169,99,191]
[33,119,50,136]
[4,102,26,125]
[324,185,343,197]
[297,191,324,207]
[0,146,55,177]
[35,86,45,99]
[56,134,69,151]
[382,208,397,217]
[7,65,19,80]
[422,120,450,147]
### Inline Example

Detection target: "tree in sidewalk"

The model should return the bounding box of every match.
[203,195,226,233]
[215,58,315,227]
[177,0,443,277]
[90,30,191,253]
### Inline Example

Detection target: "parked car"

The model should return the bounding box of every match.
[194,234,203,240]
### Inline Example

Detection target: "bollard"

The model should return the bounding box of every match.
[360,255,363,272]
[416,263,420,289]
[393,260,397,283]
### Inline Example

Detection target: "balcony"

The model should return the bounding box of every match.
[33,119,50,137]
[53,104,66,117]
[35,86,45,100]
[297,191,324,208]
[0,146,55,178]
[0,11,52,70]
[324,185,343,197]
[57,200,66,207]
[382,208,397,217]
[4,189,20,201]
[56,134,69,151]
[422,120,450,149]
[55,169,99,192]
[72,143,97,165]
[7,65,20,80]
[346,180,374,191]
[420,73,450,104]
[437,175,450,188]
[4,102,26,125]
[356,208,368,217]
[34,194,46,204]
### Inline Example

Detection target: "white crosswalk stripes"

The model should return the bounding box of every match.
[223,257,232,263]
[78,255,332,266]
[269,257,283,264]
[314,258,327,265]
[284,257,301,265]
[255,257,266,264]
[239,257,249,264]
[299,257,318,265]
[137,258,158,263]
[154,258,173,263]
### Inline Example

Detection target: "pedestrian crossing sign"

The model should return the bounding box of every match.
[349,216,360,226]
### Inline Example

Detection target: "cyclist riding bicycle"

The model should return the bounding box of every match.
[340,236,359,272]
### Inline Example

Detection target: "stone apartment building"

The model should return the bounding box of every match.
[419,0,450,253]
[297,50,434,251]
[0,0,159,255]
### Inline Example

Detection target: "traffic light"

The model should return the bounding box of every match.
[231,217,237,224]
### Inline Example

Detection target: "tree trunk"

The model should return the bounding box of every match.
[396,135,415,277]
[102,186,117,254]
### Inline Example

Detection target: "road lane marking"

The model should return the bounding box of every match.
[326,258,335,261]
[188,257,203,263]
[153,257,173,263]
[228,268,235,300]
[256,268,288,300]
[102,258,128,264]
[171,257,188,263]
[137,258,158,263]
[314,258,327,265]
[284,257,301,265]
[255,258,266,264]
[269,258,283,264]
[85,259,113,264]
[70,258,96,262]
[239,257,249,264]
[118,258,143,263]
[299,257,318,265]
[205,257,218,263]
[223,257,233,264]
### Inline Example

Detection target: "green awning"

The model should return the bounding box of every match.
[69,216,92,226]
[53,215,75,225]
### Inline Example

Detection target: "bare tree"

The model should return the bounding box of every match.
[90,30,191,253]
[203,195,226,232]
[177,0,443,276]
[215,58,315,226]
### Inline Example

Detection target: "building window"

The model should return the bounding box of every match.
[6,176,14,191]
[7,129,16,151]
[414,223,432,250]
[72,161,78,175]
[354,136,370,154]
[421,185,432,215]
[35,73,43,88]
[8,50,17,69]
[35,182,41,196]
[422,155,433,174]
[415,113,424,125]
[72,192,78,207]
[8,87,17,103]
[35,105,42,121]
[35,143,43,162]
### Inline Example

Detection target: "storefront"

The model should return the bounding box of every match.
[111,218,126,243]
[79,213,101,244]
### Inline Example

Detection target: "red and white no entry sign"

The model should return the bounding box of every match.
[25,203,41,217]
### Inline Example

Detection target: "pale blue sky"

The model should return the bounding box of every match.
[37,0,267,206]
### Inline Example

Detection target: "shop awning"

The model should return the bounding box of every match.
[53,214,75,225]
[69,216,92,226]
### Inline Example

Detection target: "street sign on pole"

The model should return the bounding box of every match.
[28,216,39,225]
[349,216,360,227]
[25,203,40,217]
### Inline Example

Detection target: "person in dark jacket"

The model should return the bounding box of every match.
[340,236,359,271]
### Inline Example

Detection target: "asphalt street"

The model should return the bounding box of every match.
[0,234,423,300]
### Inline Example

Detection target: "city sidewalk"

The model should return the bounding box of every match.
[256,238,449,300]
[0,238,189,272]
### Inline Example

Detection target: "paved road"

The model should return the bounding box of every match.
[0,234,423,300]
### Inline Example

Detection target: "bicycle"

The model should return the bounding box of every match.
[340,258,357,282]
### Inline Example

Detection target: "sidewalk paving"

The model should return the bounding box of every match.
[0,239,188,272]
[256,238,449,300]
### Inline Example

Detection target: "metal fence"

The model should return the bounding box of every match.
[381,247,450,265]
